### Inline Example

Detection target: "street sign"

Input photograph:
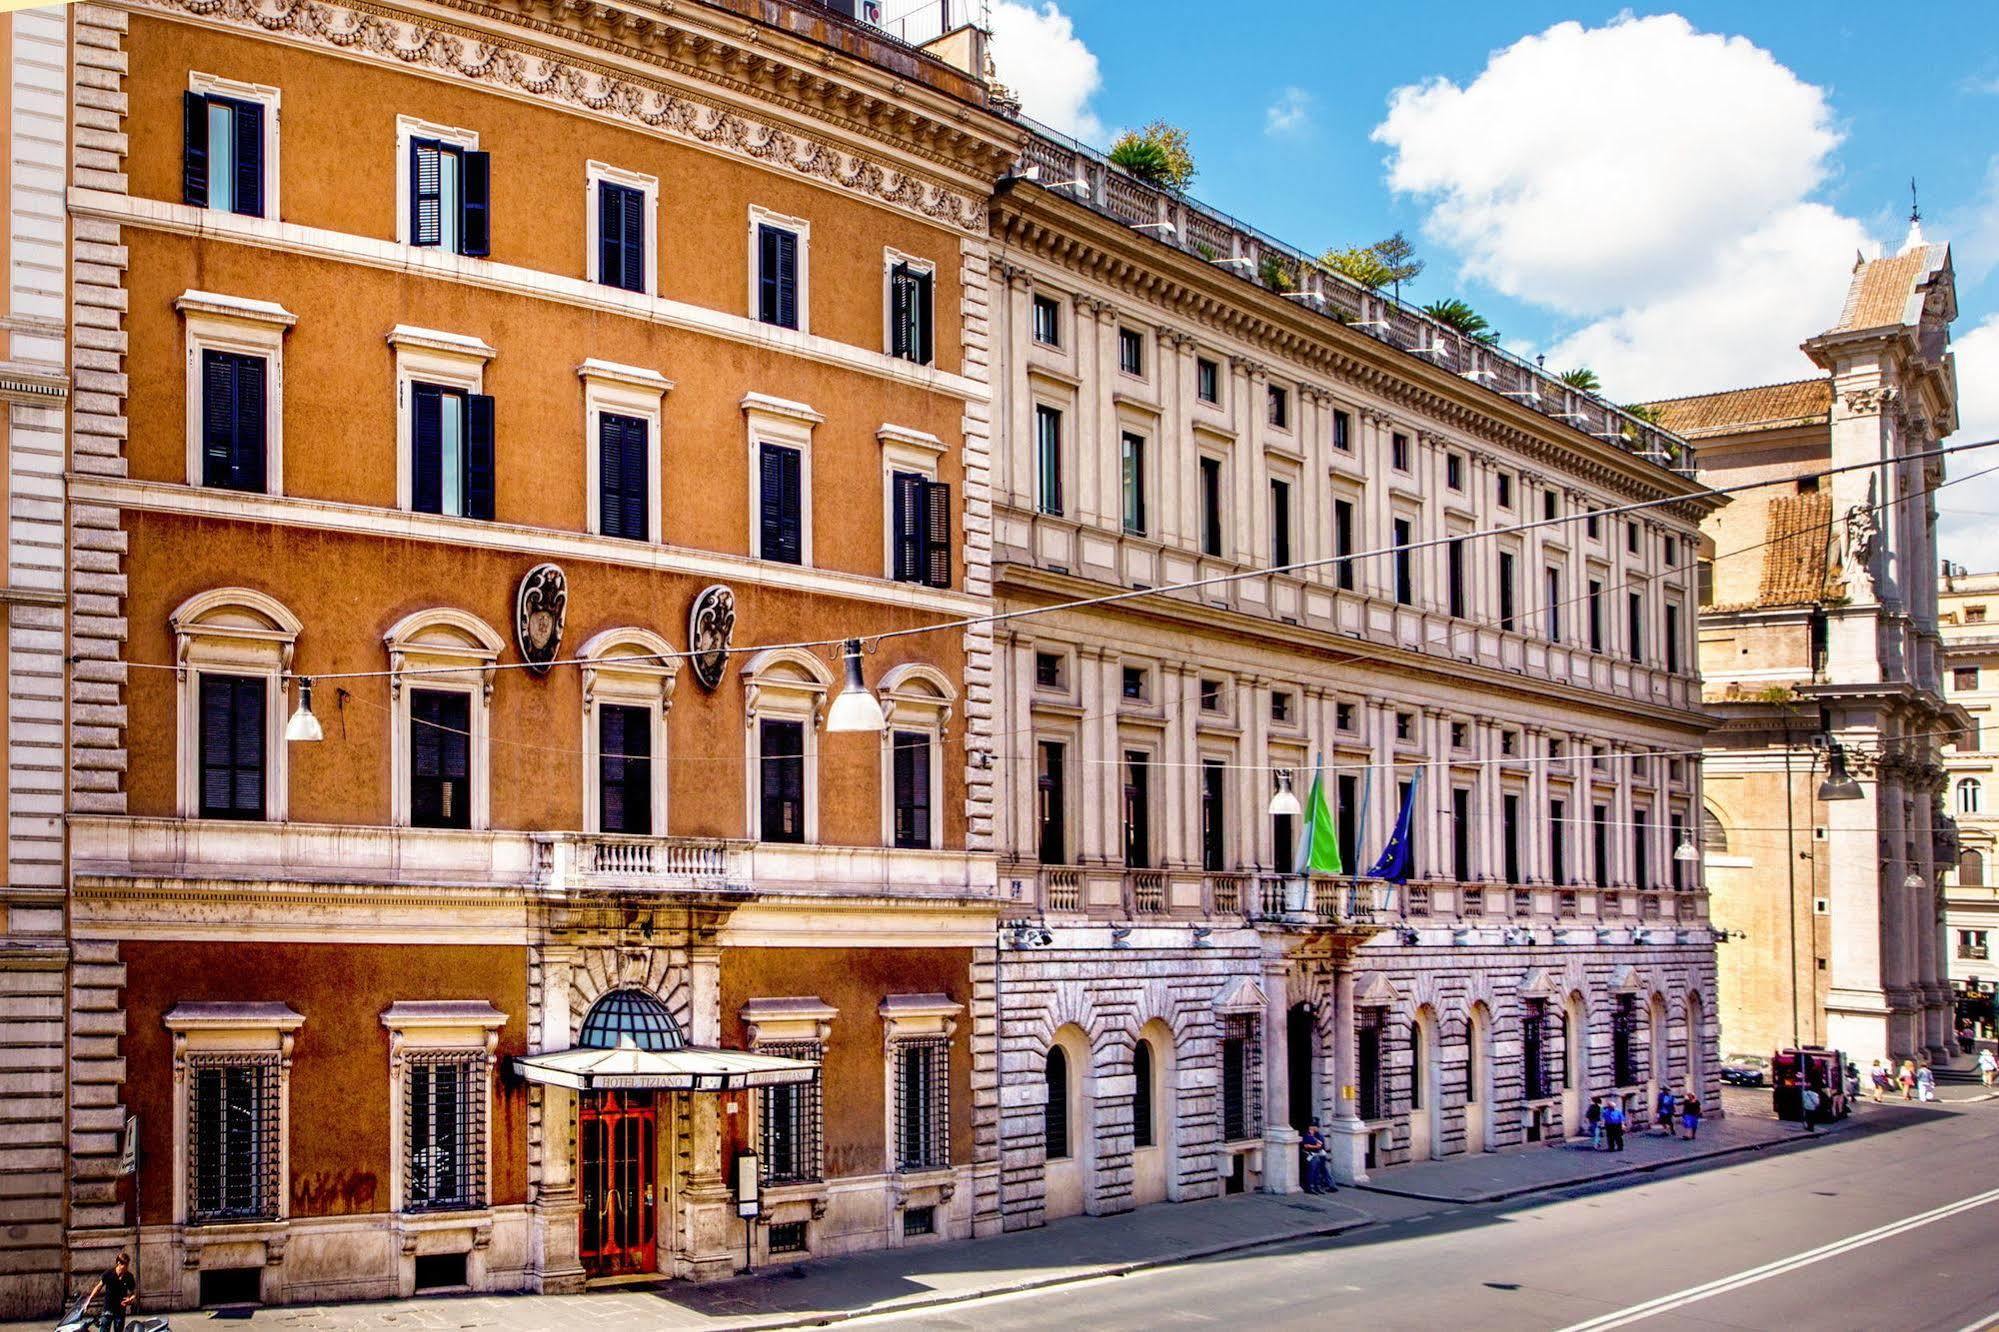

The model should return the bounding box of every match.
[118,1114,139,1176]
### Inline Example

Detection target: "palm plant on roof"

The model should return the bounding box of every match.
[1421,298,1499,344]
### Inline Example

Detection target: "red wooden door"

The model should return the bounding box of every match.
[579,1090,657,1276]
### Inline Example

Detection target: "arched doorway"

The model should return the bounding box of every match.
[575,988,683,1278]
[1686,991,1707,1097]
[1465,1003,1493,1154]
[1131,1019,1177,1206]
[1563,991,1589,1138]
[1042,1025,1092,1219]
[1408,1007,1441,1161]
[1646,993,1670,1127]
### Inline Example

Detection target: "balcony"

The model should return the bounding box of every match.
[1962,945,1991,961]
[1248,874,1396,929]
[532,834,749,895]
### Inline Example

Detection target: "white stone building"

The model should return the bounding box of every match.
[1940,569,1999,1040]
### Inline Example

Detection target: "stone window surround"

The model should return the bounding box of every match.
[188,70,283,218]
[585,159,660,294]
[166,1001,305,1229]
[740,646,833,844]
[747,203,812,334]
[389,324,494,514]
[879,994,960,1205]
[177,289,296,496]
[741,996,836,1205]
[580,358,673,543]
[394,114,479,250]
[881,246,936,362]
[877,662,956,851]
[379,1000,505,1218]
[171,587,303,822]
[878,423,947,581]
[385,608,504,830]
[579,626,679,837]
[744,392,821,567]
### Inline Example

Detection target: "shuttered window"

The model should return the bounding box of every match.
[182,92,264,218]
[1035,405,1063,516]
[200,350,267,493]
[198,674,265,820]
[759,718,806,843]
[892,730,931,850]
[757,443,803,565]
[598,704,652,836]
[757,224,800,329]
[598,412,649,541]
[409,689,472,829]
[888,261,933,364]
[890,471,952,588]
[411,383,495,521]
[598,181,646,293]
[409,138,490,256]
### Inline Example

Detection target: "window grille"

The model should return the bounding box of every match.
[893,1038,950,1172]
[902,1204,936,1237]
[1356,1011,1384,1120]
[759,1041,823,1185]
[768,1220,808,1254]
[405,1052,486,1212]
[1043,1046,1070,1159]
[1220,1014,1258,1142]
[1522,1002,1549,1100]
[1612,995,1638,1087]
[189,1054,281,1222]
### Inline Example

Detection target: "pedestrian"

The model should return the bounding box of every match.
[1978,1047,1996,1089]
[1680,1091,1702,1140]
[1916,1063,1936,1102]
[87,1251,137,1332]
[1299,1121,1337,1194]
[1801,1084,1820,1132]
[1586,1096,1603,1150]
[1844,1062,1861,1102]
[1604,1098,1627,1152]
[1899,1060,1917,1100]
[1657,1086,1676,1137]
[1870,1060,1891,1100]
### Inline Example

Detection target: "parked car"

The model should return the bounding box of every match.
[1721,1052,1771,1086]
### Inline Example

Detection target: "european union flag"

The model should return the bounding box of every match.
[1366,768,1422,885]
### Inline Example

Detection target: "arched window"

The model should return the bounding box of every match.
[1960,849,1987,889]
[1132,1039,1155,1149]
[1960,779,1983,815]
[1409,1019,1425,1112]
[1044,1046,1070,1159]
[577,988,684,1052]
[1701,805,1729,854]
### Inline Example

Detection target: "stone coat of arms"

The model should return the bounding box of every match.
[515,563,567,674]
[687,584,736,691]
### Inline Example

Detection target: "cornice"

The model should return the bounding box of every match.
[992,193,1717,523]
[130,0,1023,231]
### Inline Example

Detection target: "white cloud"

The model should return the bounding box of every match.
[1374,13,1876,400]
[1941,155,1999,288]
[1938,314,1999,571]
[988,1,1103,142]
[1265,87,1311,136]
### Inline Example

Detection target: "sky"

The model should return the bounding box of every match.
[985,2,1999,568]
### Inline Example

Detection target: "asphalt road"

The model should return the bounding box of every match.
[858,1102,1999,1332]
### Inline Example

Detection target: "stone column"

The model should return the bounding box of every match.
[1824,740,1892,1063]
[999,262,1035,509]
[682,942,735,1279]
[1328,965,1369,1183]
[1076,646,1108,863]
[1261,958,1298,1193]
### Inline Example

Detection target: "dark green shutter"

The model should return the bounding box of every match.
[461,150,491,256]
[411,384,443,514]
[464,393,495,521]
[183,92,209,206]
[232,100,264,218]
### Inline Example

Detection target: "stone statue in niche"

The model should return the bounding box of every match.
[688,584,736,691]
[1844,474,1880,588]
[516,563,567,674]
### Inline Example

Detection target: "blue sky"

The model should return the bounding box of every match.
[987,3,1999,564]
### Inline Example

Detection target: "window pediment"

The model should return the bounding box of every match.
[741,646,833,725]
[385,609,505,698]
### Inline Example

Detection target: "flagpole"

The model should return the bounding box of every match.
[1354,766,1372,884]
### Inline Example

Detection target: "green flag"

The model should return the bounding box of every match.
[1304,759,1342,875]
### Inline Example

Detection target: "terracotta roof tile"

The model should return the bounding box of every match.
[1757,491,1837,608]
[1641,379,1831,440]
[1830,244,1948,333]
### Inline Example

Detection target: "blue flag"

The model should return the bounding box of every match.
[1366,768,1422,884]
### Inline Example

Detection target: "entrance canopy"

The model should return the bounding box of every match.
[513,1036,817,1092]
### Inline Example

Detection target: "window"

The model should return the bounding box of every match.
[1969,606,1989,625]
[197,675,264,819]
[1628,591,1644,663]
[1391,432,1410,471]
[1132,1039,1155,1149]
[1333,409,1352,452]
[1336,702,1356,732]
[1043,1046,1070,1158]
[598,704,653,835]
[769,1220,809,1254]
[1588,580,1605,652]
[891,730,932,850]
[1123,751,1151,868]
[1121,433,1147,535]
[1632,809,1650,890]
[1452,786,1473,882]
[410,689,472,829]
[1451,722,1469,749]
[1546,568,1563,642]
[1586,510,1601,541]
[1035,652,1064,689]
[887,256,935,364]
[1395,712,1414,742]
[1334,499,1356,591]
[1337,772,1360,870]
[760,718,807,842]
[1200,456,1224,557]
[591,166,654,294]
[1121,666,1147,701]
[179,291,293,496]
[1197,357,1220,403]
[1035,405,1064,516]
[1626,521,1640,555]
[758,442,805,564]
[1200,679,1223,712]
[189,1056,281,1222]
[406,133,490,256]
[759,1042,823,1184]
[1956,667,1981,692]
[1267,384,1289,429]
[1118,326,1144,377]
[1543,490,1558,521]
[1201,760,1226,871]
[1271,691,1294,724]
[1394,519,1415,606]
[1037,741,1067,864]
[1964,850,1989,889]
[1356,1011,1383,1120]
[1523,1001,1549,1100]
[891,471,952,587]
[410,382,496,521]
[1503,793,1521,884]
[1960,929,1991,960]
[1612,995,1638,1086]
[1497,472,1513,509]
[1665,603,1682,674]
[183,79,273,218]
[597,413,650,541]
[894,1039,950,1172]
[1499,552,1517,630]
[197,348,269,494]
[1551,799,1567,883]
[1221,1015,1254,1141]
[1270,478,1292,566]
[404,1055,485,1212]
[1670,814,1687,890]
[902,1205,936,1236]
[1959,778,1981,814]
[1447,539,1466,617]
[752,210,808,330]
[1446,454,1463,491]
[1031,294,1061,346]
[1592,805,1610,887]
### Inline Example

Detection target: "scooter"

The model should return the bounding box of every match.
[52,1292,171,1332]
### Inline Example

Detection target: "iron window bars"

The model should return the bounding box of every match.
[893,1038,950,1172]
[405,1052,486,1212]
[189,1053,282,1222]
[759,1041,824,1185]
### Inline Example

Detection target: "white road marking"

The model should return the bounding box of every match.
[1955,1313,1999,1332]
[1555,1185,1999,1331]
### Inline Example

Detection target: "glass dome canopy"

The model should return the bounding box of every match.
[576,988,686,1052]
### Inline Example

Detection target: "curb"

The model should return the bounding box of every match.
[735,1212,1376,1329]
